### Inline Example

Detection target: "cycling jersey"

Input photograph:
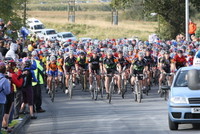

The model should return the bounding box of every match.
[76,56,88,69]
[173,55,186,69]
[116,56,129,68]
[159,57,172,73]
[65,56,76,67]
[144,55,155,68]
[132,58,146,72]
[88,56,101,70]
[103,56,117,70]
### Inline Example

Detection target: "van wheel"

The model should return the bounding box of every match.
[168,114,178,130]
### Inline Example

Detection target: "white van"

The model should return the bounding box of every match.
[27,18,45,34]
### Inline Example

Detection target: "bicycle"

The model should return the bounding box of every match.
[49,75,56,102]
[107,73,115,104]
[160,72,173,101]
[120,68,128,99]
[79,69,87,92]
[100,73,104,98]
[90,72,98,100]
[133,74,144,103]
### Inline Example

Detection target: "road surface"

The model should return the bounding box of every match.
[19,85,200,134]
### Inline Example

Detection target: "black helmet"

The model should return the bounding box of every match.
[189,51,194,56]
[177,50,183,54]
[25,60,31,67]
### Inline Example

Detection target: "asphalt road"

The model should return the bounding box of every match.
[19,84,200,134]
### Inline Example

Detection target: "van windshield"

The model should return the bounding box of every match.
[63,33,74,38]
[174,70,200,87]
[46,30,56,35]
[34,25,44,30]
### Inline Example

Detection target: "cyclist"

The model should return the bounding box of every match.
[57,49,64,83]
[46,55,58,94]
[186,51,195,66]
[63,51,77,94]
[173,50,186,70]
[144,48,155,90]
[116,51,129,94]
[88,49,101,93]
[76,52,89,90]
[130,52,148,93]
[158,51,173,93]
[103,51,118,98]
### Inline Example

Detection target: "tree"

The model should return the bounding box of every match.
[0,0,26,34]
[111,0,200,39]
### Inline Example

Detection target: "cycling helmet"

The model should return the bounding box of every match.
[177,50,183,54]
[164,51,170,55]
[50,56,56,61]
[31,50,38,56]
[69,51,74,55]
[138,52,144,57]
[25,60,32,67]
[189,51,195,56]
[80,52,85,56]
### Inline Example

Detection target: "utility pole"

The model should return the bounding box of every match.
[23,0,27,26]
[112,8,118,25]
[185,0,189,41]
[68,0,75,23]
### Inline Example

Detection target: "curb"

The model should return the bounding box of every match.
[10,115,30,134]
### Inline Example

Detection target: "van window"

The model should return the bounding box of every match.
[63,33,74,38]
[46,30,56,35]
[34,25,44,30]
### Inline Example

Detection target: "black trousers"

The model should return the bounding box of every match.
[33,84,42,111]
[14,90,22,118]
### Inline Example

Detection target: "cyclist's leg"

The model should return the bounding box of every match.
[158,72,165,93]
[116,74,121,94]
[89,70,93,91]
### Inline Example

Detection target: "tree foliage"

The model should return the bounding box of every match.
[0,0,25,30]
[111,0,200,39]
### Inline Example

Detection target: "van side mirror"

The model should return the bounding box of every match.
[188,69,200,90]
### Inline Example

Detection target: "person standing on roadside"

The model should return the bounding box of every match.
[189,19,197,40]
[0,19,12,38]
[0,62,11,132]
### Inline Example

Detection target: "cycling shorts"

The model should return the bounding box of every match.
[132,70,143,80]
[58,71,63,76]
[65,66,75,73]
[47,70,58,77]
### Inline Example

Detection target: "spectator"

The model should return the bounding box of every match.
[0,19,12,38]
[31,51,46,113]
[189,19,197,40]
[0,39,8,57]
[0,62,11,131]
[5,43,19,61]
[20,60,37,119]
[2,59,23,132]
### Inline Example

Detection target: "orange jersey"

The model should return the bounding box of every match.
[47,62,58,71]
[57,58,64,72]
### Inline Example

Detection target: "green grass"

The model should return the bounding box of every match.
[44,22,152,40]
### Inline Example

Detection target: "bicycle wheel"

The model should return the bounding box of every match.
[80,74,84,91]
[164,90,168,101]
[137,84,142,103]
[121,79,125,99]
[133,83,137,102]
[68,78,73,100]
[83,75,87,91]
[109,82,114,104]
[100,79,104,98]
[51,81,55,102]
[93,80,98,100]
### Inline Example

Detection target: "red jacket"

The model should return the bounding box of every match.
[9,70,23,89]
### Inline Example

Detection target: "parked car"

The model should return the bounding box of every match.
[167,66,200,130]
[37,29,57,41]
[27,18,45,34]
[57,32,77,42]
